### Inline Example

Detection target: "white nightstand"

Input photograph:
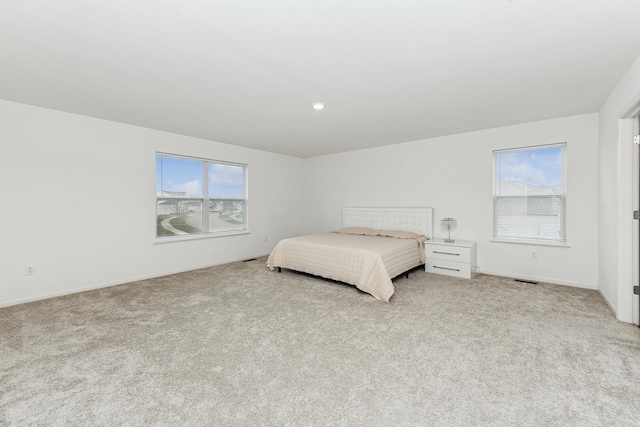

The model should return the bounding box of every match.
[425,239,477,279]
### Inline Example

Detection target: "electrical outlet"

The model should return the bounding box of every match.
[531,251,537,260]
[25,265,35,275]
[264,236,268,242]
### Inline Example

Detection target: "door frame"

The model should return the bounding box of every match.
[618,99,640,324]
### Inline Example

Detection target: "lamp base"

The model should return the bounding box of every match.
[444,238,455,243]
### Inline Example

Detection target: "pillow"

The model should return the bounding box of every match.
[375,229,425,239]
[332,227,377,235]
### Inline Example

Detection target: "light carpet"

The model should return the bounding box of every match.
[1,257,640,426]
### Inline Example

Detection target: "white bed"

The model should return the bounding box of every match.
[267,207,434,302]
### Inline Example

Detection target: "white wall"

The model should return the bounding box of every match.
[597,52,640,322]
[0,100,306,307]
[0,92,625,308]
[304,114,599,289]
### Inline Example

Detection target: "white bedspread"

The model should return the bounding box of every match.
[267,233,424,302]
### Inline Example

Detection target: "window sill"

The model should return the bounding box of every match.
[490,238,569,248]
[155,230,250,244]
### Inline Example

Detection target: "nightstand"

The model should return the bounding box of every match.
[425,239,477,279]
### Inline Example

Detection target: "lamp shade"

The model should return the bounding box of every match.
[441,218,457,230]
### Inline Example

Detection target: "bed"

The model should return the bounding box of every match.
[267,207,434,302]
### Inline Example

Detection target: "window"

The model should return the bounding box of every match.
[493,143,566,244]
[156,153,247,240]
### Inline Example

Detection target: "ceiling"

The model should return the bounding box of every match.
[2,0,640,158]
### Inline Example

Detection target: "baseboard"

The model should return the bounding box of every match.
[0,253,271,308]
[479,269,597,290]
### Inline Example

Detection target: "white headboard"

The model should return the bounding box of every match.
[343,207,434,239]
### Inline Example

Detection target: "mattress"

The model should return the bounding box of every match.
[266,232,424,302]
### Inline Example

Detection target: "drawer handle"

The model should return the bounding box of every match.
[434,265,461,272]
[433,251,460,256]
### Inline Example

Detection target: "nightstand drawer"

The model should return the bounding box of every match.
[425,259,471,279]
[426,244,471,263]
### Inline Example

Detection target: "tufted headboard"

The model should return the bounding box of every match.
[342,207,434,239]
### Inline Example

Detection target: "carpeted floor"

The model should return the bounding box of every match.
[1,257,640,426]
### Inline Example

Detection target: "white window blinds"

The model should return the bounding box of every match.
[493,143,566,243]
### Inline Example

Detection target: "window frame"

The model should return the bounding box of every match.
[155,152,248,243]
[492,143,567,246]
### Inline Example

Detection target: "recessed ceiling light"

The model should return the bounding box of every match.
[312,103,325,110]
